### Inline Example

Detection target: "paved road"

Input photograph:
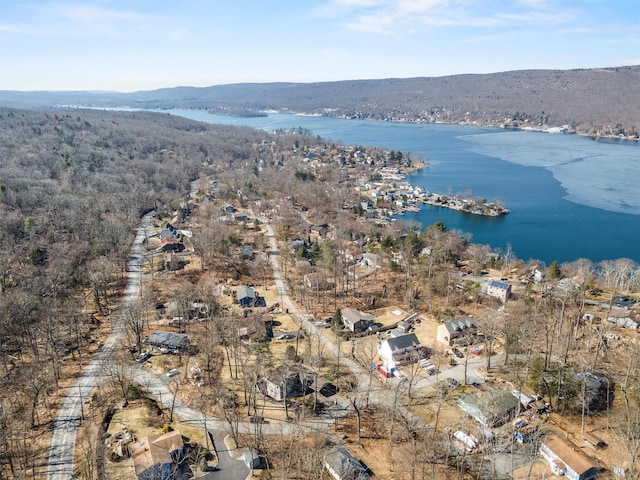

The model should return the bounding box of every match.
[263,224,433,428]
[46,214,151,480]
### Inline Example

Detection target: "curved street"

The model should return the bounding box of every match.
[47,210,504,480]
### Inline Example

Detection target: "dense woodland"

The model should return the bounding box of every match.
[2,66,640,137]
[0,106,639,479]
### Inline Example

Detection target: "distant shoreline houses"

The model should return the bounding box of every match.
[354,168,509,225]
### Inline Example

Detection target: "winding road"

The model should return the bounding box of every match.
[46,208,501,479]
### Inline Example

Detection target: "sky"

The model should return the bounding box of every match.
[1,0,639,92]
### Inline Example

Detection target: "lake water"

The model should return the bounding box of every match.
[155,109,640,265]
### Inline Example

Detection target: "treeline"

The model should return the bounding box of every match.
[2,65,640,137]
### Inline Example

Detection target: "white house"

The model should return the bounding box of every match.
[486,280,511,302]
[378,333,421,370]
[539,434,600,480]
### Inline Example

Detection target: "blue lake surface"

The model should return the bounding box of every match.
[156,109,640,265]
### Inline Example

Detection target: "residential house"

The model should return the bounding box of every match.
[309,224,327,242]
[189,300,209,319]
[159,223,178,240]
[323,446,372,480]
[539,433,601,480]
[265,365,310,401]
[378,333,421,370]
[341,308,375,333]
[436,317,478,346]
[574,372,613,412]
[487,280,511,302]
[221,204,235,214]
[237,315,268,339]
[145,331,191,353]
[239,245,255,260]
[291,239,306,253]
[131,430,184,480]
[237,286,257,308]
[164,253,186,272]
[157,237,185,253]
[458,389,519,427]
[357,253,380,269]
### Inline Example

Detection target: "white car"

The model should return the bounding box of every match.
[166,368,178,377]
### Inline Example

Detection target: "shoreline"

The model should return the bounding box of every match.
[357,166,509,223]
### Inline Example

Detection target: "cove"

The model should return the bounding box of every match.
[153,109,640,265]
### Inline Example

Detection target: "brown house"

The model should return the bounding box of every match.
[130,430,184,480]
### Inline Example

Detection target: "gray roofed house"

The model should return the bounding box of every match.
[341,308,375,333]
[378,333,421,370]
[458,389,519,427]
[436,317,478,346]
[145,331,191,352]
[324,446,372,480]
[237,286,257,308]
[264,365,311,401]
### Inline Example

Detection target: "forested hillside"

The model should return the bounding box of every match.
[2,66,639,137]
[0,107,320,476]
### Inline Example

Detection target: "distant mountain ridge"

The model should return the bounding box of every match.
[2,66,639,137]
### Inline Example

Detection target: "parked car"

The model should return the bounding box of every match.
[277,333,295,340]
[136,352,151,363]
[315,320,330,328]
[446,377,460,388]
[166,368,178,377]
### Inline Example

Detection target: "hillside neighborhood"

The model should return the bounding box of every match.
[96,145,639,480]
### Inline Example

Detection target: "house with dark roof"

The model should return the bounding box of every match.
[265,365,311,401]
[323,446,372,480]
[157,237,185,253]
[130,430,184,480]
[145,331,191,352]
[539,433,601,480]
[378,333,421,370]
[341,308,375,333]
[487,280,511,302]
[436,317,478,346]
[458,389,519,427]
